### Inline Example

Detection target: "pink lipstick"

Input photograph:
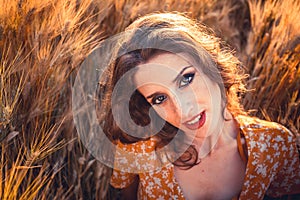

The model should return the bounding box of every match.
[183,111,206,130]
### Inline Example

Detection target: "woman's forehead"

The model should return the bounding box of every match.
[134,53,192,86]
[147,53,191,67]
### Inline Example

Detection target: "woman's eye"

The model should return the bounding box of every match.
[152,94,167,105]
[179,73,195,88]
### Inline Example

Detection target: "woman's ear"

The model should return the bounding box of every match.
[223,107,232,120]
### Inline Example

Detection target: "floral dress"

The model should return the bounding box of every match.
[110,115,300,199]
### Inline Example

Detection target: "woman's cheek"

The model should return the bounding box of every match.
[165,108,181,128]
[153,107,168,121]
[153,107,173,126]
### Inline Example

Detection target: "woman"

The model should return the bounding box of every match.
[98,13,300,199]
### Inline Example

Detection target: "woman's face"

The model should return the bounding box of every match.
[134,53,224,138]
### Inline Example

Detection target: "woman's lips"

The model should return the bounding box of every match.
[183,111,206,130]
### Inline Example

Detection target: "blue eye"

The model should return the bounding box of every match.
[152,94,167,105]
[179,73,195,88]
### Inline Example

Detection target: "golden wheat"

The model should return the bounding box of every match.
[243,0,300,135]
[0,0,299,199]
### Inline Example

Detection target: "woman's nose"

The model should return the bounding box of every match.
[174,89,197,120]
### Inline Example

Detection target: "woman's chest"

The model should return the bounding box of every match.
[174,147,246,200]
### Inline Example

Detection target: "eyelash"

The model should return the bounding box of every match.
[151,94,167,105]
[151,72,195,105]
[179,72,195,88]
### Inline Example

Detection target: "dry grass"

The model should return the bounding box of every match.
[0,0,299,199]
[0,0,111,199]
[242,0,300,135]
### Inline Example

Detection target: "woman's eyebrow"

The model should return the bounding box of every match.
[172,65,193,83]
[146,92,162,99]
[146,65,193,100]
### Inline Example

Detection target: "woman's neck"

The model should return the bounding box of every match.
[194,115,239,159]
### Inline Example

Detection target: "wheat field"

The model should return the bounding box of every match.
[0,0,299,199]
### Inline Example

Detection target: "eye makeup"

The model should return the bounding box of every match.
[145,66,197,105]
[151,93,167,105]
[178,72,195,88]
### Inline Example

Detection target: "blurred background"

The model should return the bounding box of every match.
[0,0,299,199]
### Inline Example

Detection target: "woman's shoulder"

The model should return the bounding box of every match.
[116,137,157,153]
[235,115,300,198]
[235,114,298,158]
[235,115,295,141]
[114,137,167,173]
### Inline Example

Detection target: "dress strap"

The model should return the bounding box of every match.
[237,130,248,163]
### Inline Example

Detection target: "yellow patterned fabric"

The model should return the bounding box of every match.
[110,115,300,199]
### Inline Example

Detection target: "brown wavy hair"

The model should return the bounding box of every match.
[97,12,247,168]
